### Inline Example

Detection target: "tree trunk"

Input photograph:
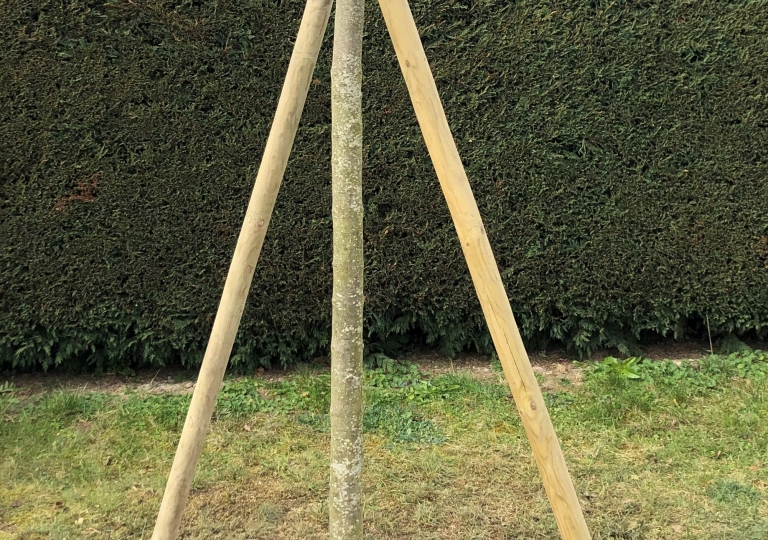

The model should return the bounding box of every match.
[329,0,365,537]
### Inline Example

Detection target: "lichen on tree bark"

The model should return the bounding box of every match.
[329,0,365,538]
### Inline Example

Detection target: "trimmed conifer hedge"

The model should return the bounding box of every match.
[1,0,767,370]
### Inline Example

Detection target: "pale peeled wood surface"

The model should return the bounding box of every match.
[376,0,591,538]
[150,1,333,538]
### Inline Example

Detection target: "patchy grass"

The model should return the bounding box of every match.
[1,352,767,539]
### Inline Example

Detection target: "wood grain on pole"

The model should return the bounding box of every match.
[376,1,592,538]
[150,1,333,538]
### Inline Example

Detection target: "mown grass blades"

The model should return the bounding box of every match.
[1,354,767,538]
[0,382,19,420]
[578,351,768,425]
[707,479,762,504]
[28,391,109,426]
[364,395,445,445]
[606,351,768,391]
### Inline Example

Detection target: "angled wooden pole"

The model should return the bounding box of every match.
[150,0,333,537]
[376,1,591,538]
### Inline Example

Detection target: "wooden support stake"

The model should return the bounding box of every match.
[376,1,592,538]
[150,1,333,537]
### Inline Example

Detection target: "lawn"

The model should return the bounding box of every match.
[1,351,767,539]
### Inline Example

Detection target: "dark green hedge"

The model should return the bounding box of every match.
[1,0,767,370]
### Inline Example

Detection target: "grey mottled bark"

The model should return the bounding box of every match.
[329,0,365,537]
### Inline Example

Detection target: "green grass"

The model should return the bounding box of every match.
[1,352,767,539]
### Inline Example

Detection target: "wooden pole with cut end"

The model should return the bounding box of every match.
[329,0,365,536]
[150,0,333,537]
[376,0,592,538]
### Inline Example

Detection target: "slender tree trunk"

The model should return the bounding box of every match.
[329,0,365,538]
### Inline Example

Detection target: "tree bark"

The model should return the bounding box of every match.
[329,0,365,538]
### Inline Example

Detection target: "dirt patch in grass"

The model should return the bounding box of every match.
[2,368,197,398]
[3,339,763,398]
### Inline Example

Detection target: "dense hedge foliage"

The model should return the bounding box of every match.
[1,0,767,370]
